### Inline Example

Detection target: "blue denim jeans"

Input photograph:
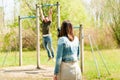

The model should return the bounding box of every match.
[43,35,54,58]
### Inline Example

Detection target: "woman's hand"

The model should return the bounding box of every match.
[53,75,57,80]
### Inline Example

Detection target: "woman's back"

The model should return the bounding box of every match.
[54,20,81,80]
[57,36,80,62]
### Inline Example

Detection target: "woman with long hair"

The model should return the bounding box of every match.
[54,20,82,80]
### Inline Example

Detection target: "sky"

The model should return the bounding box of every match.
[0,0,2,6]
[84,0,91,4]
[0,0,15,22]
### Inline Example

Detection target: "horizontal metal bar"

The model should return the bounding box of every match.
[42,4,57,7]
[74,26,80,29]
[20,16,36,19]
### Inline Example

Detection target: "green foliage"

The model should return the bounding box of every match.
[2,29,18,51]
[8,19,18,28]
[89,0,120,47]
[103,0,120,47]
[2,0,119,51]
[61,0,87,25]
[81,0,120,48]
[2,28,37,51]
[22,29,37,51]
[15,0,88,50]
[84,27,117,50]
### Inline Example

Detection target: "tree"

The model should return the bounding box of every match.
[2,0,89,50]
[103,0,120,46]
[82,0,120,47]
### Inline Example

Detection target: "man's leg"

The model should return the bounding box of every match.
[43,37,51,58]
[47,36,54,58]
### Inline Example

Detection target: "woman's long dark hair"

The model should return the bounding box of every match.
[59,20,74,41]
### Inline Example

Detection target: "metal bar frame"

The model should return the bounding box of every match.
[20,16,36,19]
[18,2,60,68]
[18,5,40,68]
[42,4,57,7]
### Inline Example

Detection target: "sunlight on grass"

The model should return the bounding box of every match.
[0,49,120,80]
[0,50,55,67]
[84,49,120,80]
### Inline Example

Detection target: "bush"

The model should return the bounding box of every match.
[2,28,18,51]
[2,28,38,51]
[22,29,37,51]
[84,27,117,50]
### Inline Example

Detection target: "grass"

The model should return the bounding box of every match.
[0,50,54,67]
[84,49,120,80]
[0,49,120,80]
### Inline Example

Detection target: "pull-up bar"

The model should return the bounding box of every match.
[20,16,36,19]
[42,4,57,7]
[18,5,40,68]
[18,2,60,69]
[41,2,59,7]
[40,2,60,29]
[74,24,82,29]
[74,26,80,29]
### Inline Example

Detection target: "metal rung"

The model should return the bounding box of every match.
[20,16,36,19]
[42,4,57,7]
[74,26,80,29]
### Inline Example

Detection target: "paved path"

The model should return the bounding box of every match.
[0,65,54,80]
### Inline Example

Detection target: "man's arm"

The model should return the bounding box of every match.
[39,6,44,21]
[48,7,52,21]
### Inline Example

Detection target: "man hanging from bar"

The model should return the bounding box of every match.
[40,6,54,61]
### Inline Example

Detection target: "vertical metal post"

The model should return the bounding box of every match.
[91,36,110,75]
[79,24,84,73]
[88,35,100,78]
[36,4,40,69]
[18,16,22,66]
[57,2,60,29]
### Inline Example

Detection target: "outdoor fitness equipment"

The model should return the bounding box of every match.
[74,26,110,78]
[18,2,60,69]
